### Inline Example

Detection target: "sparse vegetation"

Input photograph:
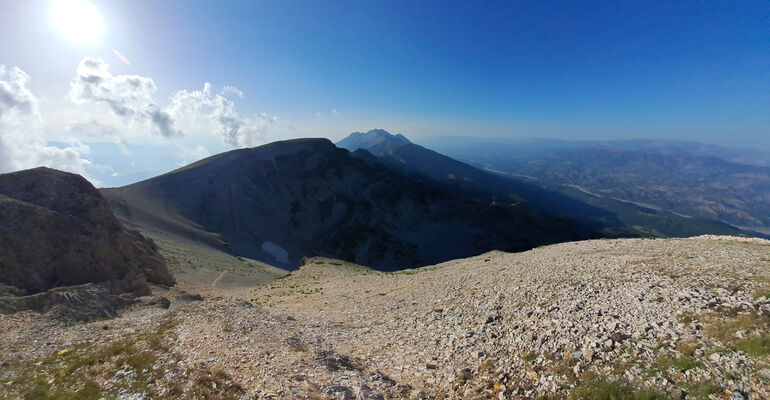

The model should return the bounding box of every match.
[675,341,698,358]
[571,374,671,400]
[0,316,245,399]
[753,288,770,300]
[648,353,700,376]
[734,334,770,356]
[684,381,722,399]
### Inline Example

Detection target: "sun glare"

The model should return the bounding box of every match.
[51,0,103,44]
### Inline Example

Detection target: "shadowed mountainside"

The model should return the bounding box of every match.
[103,138,581,270]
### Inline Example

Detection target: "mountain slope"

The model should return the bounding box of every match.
[338,129,526,202]
[103,138,580,270]
[337,130,750,238]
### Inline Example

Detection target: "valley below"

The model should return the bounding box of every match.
[2,236,769,399]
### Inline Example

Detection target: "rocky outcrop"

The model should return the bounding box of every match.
[0,283,135,321]
[0,167,174,298]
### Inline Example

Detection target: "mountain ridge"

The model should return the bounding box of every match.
[104,138,581,270]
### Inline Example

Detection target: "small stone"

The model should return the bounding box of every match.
[730,390,747,400]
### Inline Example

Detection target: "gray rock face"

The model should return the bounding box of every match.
[0,167,174,295]
[0,283,135,321]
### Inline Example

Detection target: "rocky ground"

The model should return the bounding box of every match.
[1,236,769,399]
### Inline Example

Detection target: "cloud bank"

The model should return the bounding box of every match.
[168,83,276,148]
[69,57,276,148]
[1,58,278,184]
[70,57,179,137]
[0,65,93,177]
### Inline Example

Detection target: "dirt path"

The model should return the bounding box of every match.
[211,270,227,289]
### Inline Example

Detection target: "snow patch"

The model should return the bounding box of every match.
[262,241,289,263]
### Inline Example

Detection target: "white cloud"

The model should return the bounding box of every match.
[69,57,179,137]
[0,65,94,179]
[167,83,276,148]
[2,58,279,184]
[69,58,275,150]
[222,86,243,98]
[332,109,339,116]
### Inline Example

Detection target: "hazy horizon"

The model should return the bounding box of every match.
[1,0,768,186]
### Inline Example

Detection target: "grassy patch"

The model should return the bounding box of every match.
[118,351,157,372]
[701,311,770,356]
[189,369,245,399]
[649,354,700,377]
[23,379,104,400]
[671,356,699,372]
[675,341,698,358]
[734,334,770,356]
[6,316,187,399]
[63,342,132,375]
[753,289,770,300]
[685,381,722,400]
[571,374,671,400]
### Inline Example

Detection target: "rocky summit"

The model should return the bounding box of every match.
[1,236,768,399]
[0,167,173,318]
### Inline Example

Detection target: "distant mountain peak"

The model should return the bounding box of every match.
[364,128,410,142]
[336,129,412,152]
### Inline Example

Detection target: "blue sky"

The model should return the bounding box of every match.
[0,0,768,186]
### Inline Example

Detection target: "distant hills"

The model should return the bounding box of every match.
[103,138,581,270]
[423,136,770,234]
[339,129,749,239]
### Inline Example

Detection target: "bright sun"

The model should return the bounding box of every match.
[51,0,103,44]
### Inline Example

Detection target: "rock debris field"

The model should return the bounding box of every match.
[1,236,769,399]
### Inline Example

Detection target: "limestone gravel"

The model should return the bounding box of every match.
[1,236,769,399]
